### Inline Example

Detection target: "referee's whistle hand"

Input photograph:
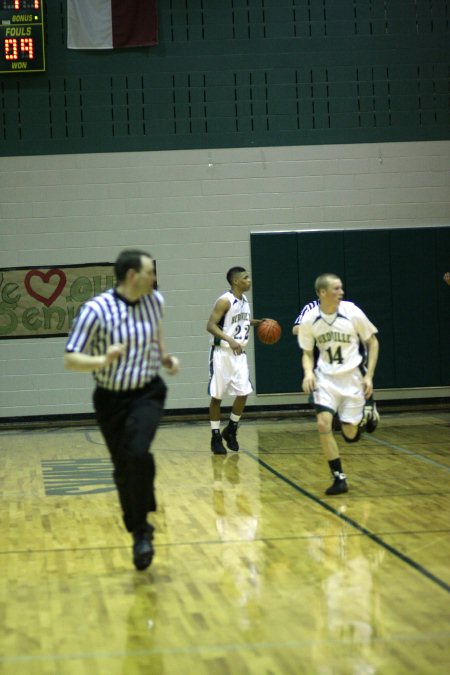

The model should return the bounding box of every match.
[163,355,180,375]
[106,343,126,364]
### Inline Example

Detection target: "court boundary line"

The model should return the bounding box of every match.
[1,628,450,664]
[367,435,450,472]
[244,450,450,594]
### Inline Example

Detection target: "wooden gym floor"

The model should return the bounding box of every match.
[0,410,449,674]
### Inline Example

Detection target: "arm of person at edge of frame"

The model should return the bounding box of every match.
[362,333,379,399]
[444,272,450,286]
[158,322,180,375]
[64,344,126,372]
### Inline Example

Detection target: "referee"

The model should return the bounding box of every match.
[64,249,180,571]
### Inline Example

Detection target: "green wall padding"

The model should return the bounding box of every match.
[436,227,450,383]
[1,1,449,156]
[390,228,441,386]
[251,226,450,394]
[344,229,396,387]
[251,232,299,395]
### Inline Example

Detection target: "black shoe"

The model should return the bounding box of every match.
[222,424,239,452]
[362,402,380,433]
[325,472,348,495]
[211,431,226,455]
[132,525,154,571]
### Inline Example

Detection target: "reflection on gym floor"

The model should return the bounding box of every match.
[0,411,449,674]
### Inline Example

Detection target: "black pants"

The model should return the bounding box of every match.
[93,377,167,534]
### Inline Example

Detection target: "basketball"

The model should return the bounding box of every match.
[257,319,282,345]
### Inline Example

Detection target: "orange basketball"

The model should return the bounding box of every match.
[257,319,282,345]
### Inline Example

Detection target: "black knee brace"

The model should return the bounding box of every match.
[341,428,361,443]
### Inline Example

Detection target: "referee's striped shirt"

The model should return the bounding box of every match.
[65,288,164,391]
[293,300,319,326]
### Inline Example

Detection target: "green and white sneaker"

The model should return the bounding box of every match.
[362,401,380,433]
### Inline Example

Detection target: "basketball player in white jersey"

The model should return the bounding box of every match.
[298,273,380,495]
[292,298,378,433]
[207,267,264,454]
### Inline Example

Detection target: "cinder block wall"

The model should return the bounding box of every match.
[1,141,449,418]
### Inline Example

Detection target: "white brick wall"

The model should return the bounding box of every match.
[1,141,450,418]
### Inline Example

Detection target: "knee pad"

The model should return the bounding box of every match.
[341,428,361,444]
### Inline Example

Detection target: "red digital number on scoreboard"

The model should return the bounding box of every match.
[10,2,40,9]
[5,36,34,59]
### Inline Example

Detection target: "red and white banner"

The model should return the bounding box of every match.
[0,263,114,339]
[67,0,158,50]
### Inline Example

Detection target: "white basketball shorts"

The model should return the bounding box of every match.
[208,346,253,399]
[313,368,365,425]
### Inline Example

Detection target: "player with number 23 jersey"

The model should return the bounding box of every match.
[211,291,251,348]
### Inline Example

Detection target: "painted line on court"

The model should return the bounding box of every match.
[1,629,450,663]
[3,627,450,664]
[367,435,450,472]
[244,450,450,594]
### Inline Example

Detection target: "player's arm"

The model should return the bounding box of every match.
[206,297,241,353]
[362,334,379,398]
[301,349,316,394]
[292,324,299,336]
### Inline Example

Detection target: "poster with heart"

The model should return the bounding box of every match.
[0,263,114,339]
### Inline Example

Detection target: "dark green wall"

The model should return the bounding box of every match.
[250,226,450,393]
[1,1,449,156]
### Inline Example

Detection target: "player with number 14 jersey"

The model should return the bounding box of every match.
[298,300,377,376]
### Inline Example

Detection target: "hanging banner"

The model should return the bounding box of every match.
[0,263,114,339]
[67,0,158,50]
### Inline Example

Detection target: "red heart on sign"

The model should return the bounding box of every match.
[24,269,67,307]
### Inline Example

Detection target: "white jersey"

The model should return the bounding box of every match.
[298,300,377,375]
[212,291,251,349]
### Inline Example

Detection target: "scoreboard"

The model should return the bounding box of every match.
[1,0,45,73]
